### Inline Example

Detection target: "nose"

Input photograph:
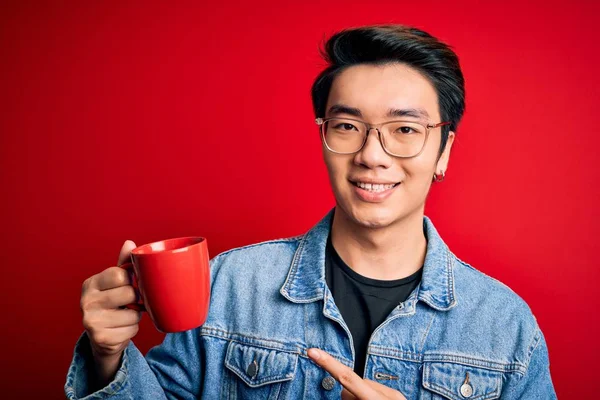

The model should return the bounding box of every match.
[354,128,393,169]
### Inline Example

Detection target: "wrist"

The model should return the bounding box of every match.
[90,346,124,388]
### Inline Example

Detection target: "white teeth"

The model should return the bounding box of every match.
[356,182,397,192]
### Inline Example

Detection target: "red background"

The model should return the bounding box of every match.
[1,1,598,398]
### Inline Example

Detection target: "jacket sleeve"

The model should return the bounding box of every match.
[64,328,203,400]
[502,327,557,399]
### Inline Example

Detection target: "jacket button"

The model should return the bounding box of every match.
[460,371,473,397]
[246,360,258,379]
[321,376,336,390]
[460,383,473,397]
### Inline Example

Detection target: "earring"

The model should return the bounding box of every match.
[433,171,445,182]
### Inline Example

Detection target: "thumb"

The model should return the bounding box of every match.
[117,240,137,266]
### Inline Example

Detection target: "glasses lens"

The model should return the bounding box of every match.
[322,118,365,153]
[381,121,427,157]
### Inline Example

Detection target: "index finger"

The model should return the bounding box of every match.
[96,266,132,291]
[307,348,378,399]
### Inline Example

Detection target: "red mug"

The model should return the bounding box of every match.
[119,237,210,333]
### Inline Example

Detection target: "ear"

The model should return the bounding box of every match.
[436,131,455,173]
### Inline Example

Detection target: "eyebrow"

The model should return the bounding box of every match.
[327,104,430,120]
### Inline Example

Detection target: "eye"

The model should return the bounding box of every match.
[398,126,416,134]
[332,122,358,131]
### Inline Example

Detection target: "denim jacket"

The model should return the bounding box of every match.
[65,210,556,399]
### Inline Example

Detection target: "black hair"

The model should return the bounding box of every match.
[311,25,465,156]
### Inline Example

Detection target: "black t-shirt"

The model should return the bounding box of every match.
[325,234,423,377]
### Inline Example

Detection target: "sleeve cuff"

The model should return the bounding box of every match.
[64,332,132,399]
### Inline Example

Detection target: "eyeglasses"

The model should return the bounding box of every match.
[315,117,450,158]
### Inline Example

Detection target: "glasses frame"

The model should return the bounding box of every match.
[315,117,451,159]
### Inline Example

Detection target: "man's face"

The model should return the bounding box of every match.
[322,63,454,229]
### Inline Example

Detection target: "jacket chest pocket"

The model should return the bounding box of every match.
[421,361,503,400]
[223,341,299,400]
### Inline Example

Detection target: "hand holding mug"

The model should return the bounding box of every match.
[80,237,211,386]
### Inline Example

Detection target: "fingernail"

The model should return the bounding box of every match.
[308,348,320,360]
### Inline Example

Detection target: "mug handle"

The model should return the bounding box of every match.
[118,262,146,311]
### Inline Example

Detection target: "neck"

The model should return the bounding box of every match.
[330,206,427,280]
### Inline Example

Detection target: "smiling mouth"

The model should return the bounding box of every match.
[351,181,401,193]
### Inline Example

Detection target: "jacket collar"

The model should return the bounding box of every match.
[280,208,457,311]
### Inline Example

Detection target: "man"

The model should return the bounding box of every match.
[66,25,556,399]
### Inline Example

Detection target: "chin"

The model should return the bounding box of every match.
[345,203,400,230]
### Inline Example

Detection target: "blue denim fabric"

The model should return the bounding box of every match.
[65,210,556,399]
